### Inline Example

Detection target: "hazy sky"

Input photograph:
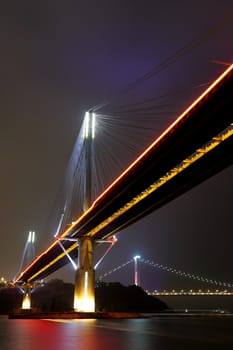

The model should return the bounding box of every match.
[0,1,232,291]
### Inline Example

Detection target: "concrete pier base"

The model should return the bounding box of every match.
[73,237,95,312]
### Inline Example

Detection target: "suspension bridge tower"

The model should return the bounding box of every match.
[73,111,96,312]
[134,255,140,286]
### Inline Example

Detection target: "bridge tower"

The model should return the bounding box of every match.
[73,112,96,312]
[134,255,140,286]
[18,231,36,310]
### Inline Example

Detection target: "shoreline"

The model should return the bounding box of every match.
[8,310,233,319]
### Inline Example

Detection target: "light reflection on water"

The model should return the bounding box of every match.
[0,316,233,350]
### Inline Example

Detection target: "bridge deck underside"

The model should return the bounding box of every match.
[17,67,233,283]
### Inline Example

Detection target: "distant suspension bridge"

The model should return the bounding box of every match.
[97,256,233,294]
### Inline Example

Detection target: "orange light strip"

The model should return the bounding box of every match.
[27,243,78,282]
[77,125,233,238]
[60,63,233,238]
[14,240,58,282]
[20,123,233,283]
[15,63,233,283]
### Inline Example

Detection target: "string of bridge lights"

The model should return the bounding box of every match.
[97,257,233,288]
[98,259,133,280]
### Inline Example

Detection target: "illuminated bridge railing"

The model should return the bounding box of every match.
[15,63,233,284]
[149,290,233,296]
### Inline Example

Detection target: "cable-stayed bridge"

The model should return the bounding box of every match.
[14,63,233,312]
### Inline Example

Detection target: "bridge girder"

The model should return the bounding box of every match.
[15,64,233,283]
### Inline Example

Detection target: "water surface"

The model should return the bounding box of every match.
[1,315,232,350]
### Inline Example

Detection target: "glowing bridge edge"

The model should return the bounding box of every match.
[16,63,233,283]
[25,123,233,283]
[76,124,233,238]
[63,63,233,237]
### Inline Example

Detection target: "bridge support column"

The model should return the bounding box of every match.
[22,283,32,310]
[73,237,95,312]
[73,111,95,312]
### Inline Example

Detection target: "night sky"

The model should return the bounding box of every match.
[0,1,232,291]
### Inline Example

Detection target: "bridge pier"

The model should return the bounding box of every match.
[22,283,32,310]
[73,237,95,312]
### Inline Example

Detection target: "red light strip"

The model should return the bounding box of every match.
[61,63,233,237]
[15,63,233,282]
